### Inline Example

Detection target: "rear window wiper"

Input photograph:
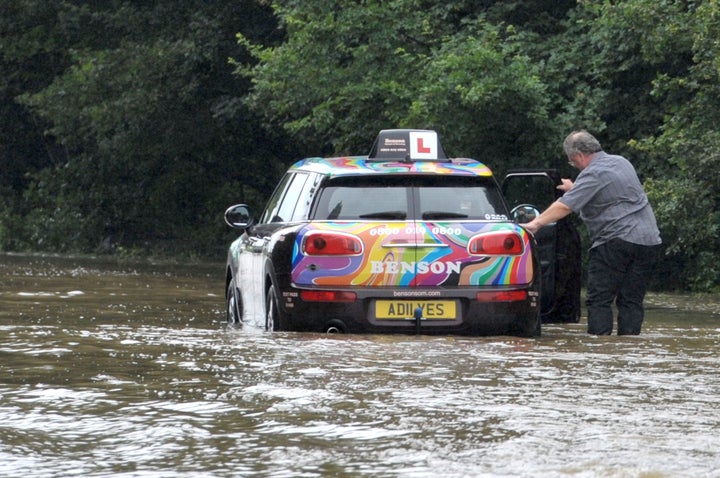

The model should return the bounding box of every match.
[358,211,407,220]
[422,211,469,219]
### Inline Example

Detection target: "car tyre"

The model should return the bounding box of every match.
[510,313,541,338]
[265,284,286,332]
[226,278,242,325]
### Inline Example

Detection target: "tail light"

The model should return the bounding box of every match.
[476,290,527,302]
[303,231,363,256]
[301,290,357,302]
[468,231,524,255]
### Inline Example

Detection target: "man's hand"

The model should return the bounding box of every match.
[520,201,573,236]
[524,219,542,235]
[557,178,574,192]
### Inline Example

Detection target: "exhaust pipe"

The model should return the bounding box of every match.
[325,319,346,334]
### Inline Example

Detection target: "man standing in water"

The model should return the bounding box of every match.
[524,130,661,335]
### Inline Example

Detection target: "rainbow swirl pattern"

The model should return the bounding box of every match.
[292,156,493,177]
[291,221,533,287]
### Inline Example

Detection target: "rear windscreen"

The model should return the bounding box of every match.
[313,176,508,221]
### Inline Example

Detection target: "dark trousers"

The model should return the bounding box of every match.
[586,239,660,335]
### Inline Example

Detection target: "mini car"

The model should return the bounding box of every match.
[224,129,580,337]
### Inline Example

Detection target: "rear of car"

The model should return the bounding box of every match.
[226,130,542,337]
[225,130,543,336]
[286,167,539,336]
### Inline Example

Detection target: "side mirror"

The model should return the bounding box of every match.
[224,204,254,229]
[510,204,540,224]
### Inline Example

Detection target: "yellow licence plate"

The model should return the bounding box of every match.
[375,300,456,320]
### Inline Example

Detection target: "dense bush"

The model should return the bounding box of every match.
[0,0,717,290]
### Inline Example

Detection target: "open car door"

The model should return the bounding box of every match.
[501,170,582,323]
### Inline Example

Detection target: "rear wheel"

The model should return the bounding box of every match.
[265,284,287,331]
[226,278,242,325]
[510,312,541,338]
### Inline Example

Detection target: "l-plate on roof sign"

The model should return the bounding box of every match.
[409,130,438,160]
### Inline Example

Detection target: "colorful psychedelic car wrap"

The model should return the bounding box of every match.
[224,129,562,337]
[296,155,494,177]
[291,221,533,288]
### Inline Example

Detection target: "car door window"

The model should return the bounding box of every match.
[502,173,558,212]
[274,173,309,223]
[260,173,293,224]
[291,173,321,222]
[259,173,310,224]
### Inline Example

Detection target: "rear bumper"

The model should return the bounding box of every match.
[279,286,541,337]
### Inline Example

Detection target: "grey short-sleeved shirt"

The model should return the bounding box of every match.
[558,151,661,248]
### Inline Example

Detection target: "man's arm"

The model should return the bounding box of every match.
[523,200,573,235]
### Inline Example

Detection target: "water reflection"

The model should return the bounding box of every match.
[0,254,719,477]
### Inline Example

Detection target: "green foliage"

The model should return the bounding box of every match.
[0,0,718,290]
[644,177,719,291]
[621,1,720,291]
[406,25,554,170]
[239,0,442,154]
[238,1,565,172]
[1,0,283,257]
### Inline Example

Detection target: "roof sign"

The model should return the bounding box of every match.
[368,129,448,161]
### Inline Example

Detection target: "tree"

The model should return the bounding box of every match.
[574,0,719,291]
[405,25,554,168]
[237,0,566,171]
[627,0,720,290]
[2,0,717,290]
[2,0,285,255]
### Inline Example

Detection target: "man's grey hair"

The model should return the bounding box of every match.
[563,130,603,157]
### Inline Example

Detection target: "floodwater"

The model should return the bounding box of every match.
[1,254,719,478]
